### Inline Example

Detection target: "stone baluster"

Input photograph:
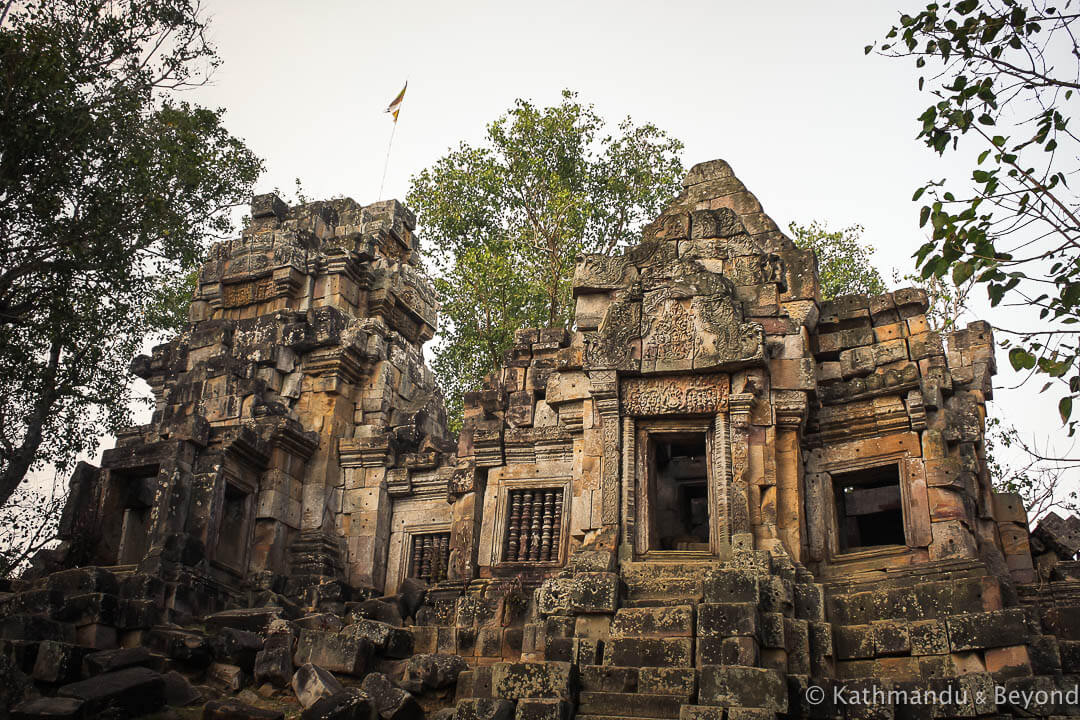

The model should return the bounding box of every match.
[506,490,523,561]
[410,535,424,579]
[550,490,563,561]
[540,490,555,561]
[518,490,533,562]
[420,535,433,581]
[529,490,544,561]
[436,533,450,583]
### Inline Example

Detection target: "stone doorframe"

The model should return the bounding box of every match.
[625,416,731,558]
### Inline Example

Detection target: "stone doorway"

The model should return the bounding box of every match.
[633,418,721,557]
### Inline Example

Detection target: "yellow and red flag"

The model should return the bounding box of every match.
[385,82,407,122]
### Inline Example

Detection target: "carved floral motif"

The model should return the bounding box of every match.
[601,416,620,524]
[620,375,730,416]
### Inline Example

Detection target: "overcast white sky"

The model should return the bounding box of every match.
[35,1,1077,504]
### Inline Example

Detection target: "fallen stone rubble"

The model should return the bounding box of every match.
[1,543,1079,719]
[0,567,458,719]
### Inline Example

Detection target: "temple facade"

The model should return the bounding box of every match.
[5,160,1079,720]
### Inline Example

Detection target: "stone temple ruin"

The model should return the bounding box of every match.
[2,159,1080,720]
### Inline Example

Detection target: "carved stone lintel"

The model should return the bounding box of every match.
[621,375,730,416]
[221,275,276,308]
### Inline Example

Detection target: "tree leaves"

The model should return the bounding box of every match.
[408,91,683,430]
[0,1,262,508]
[789,221,888,300]
[877,0,1080,433]
[1009,347,1036,371]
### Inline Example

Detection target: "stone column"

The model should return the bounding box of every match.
[338,435,394,589]
[774,393,808,562]
[728,392,754,549]
[587,370,621,532]
[774,420,803,562]
[448,464,483,583]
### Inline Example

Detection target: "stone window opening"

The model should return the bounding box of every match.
[502,488,564,563]
[408,532,450,585]
[648,433,710,551]
[833,464,905,552]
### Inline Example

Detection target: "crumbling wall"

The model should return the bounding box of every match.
[29,194,456,612]
[3,159,1079,720]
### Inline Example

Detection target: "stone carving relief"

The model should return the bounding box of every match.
[600,416,620,524]
[573,254,637,292]
[584,251,765,375]
[585,295,641,370]
[641,295,694,368]
[620,375,730,416]
[692,291,765,370]
[222,276,276,308]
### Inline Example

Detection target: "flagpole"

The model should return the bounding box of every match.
[377,119,397,202]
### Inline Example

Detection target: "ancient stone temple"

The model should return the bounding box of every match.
[2,160,1079,720]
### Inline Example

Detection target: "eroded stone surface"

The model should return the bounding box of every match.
[4,159,1079,720]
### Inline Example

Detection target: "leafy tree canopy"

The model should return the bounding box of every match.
[408,91,684,430]
[0,0,263,508]
[871,0,1080,430]
[789,221,888,300]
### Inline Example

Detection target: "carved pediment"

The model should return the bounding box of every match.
[585,257,764,374]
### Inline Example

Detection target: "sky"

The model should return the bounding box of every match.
[28,0,1077,505]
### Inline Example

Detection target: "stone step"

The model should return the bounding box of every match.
[611,606,695,638]
[581,665,640,693]
[622,598,703,609]
[578,691,689,719]
[622,578,705,603]
[578,716,677,720]
[825,574,1002,624]
[621,561,721,582]
[680,707,774,720]
[603,637,694,667]
[819,558,986,591]
[580,666,699,697]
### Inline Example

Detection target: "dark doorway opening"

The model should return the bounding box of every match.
[216,484,251,571]
[649,433,709,551]
[118,506,150,565]
[833,464,905,552]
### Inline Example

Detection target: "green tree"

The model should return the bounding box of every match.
[0,0,263,509]
[789,221,888,300]
[871,1,1080,430]
[408,91,684,430]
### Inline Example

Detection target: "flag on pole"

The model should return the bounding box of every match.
[385,82,407,122]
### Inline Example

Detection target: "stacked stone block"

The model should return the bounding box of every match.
[5,157,1080,719]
